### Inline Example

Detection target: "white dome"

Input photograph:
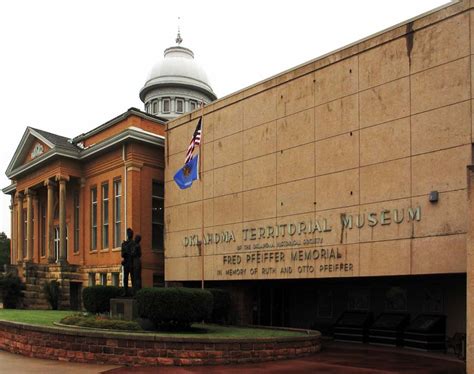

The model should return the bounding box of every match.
[139,46,216,102]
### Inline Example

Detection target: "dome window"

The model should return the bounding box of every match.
[152,100,158,114]
[163,98,170,113]
[176,98,184,114]
[190,101,197,111]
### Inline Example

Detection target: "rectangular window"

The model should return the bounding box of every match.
[41,204,46,257]
[32,207,34,254]
[74,191,80,253]
[152,100,158,114]
[102,183,109,249]
[23,209,27,258]
[114,180,122,247]
[152,181,164,250]
[162,98,170,113]
[91,187,97,250]
[190,101,197,111]
[176,98,184,113]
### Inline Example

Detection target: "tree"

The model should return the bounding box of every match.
[0,232,11,269]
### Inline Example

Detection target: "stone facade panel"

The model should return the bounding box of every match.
[243,154,276,191]
[315,94,359,140]
[316,169,359,211]
[360,118,410,166]
[411,57,470,115]
[314,56,358,105]
[277,178,315,217]
[359,37,409,90]
[411,145,471,196]
[360,158,411,204]
[359,77,410,128]
[316,131,359,176]
[411,101,471,155]
[277,108,315,151]
[243,121,277,161]
[276,143,315,184]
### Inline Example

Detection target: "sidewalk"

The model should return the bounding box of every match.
[105,341,466,374]
[0,350,119,374]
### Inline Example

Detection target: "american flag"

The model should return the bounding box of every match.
[184,117,202,164]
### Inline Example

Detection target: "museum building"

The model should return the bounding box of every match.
[2,36,216,309]
[164,0,474,366]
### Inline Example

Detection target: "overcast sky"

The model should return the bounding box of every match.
[0,0,449,236]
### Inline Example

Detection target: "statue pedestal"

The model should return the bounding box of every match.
[110,298,137,321]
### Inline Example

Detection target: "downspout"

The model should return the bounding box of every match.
[123,143,127,236]
[122,143,127,286]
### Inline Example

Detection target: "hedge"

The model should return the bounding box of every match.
[43,280,60,310]
[0,273,24,309]
[136,287,213,329]
[82,286,123,313]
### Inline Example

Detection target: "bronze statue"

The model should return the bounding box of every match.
[121,228,142,295]
[133,234,142,293]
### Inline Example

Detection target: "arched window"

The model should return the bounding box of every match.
[152,100,158,114]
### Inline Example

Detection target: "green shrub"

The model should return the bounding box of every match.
[208,288,231,323]
[60,315,83,325]
[60,314,141,331]
[136,287,213,330]
[43,280,61,310]
[0,273,25,309]
[82,286,123,313]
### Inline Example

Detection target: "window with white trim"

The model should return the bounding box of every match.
[102,183,109,249]
[113,179,122,247]
[91,187,97,250]
[74,191,80,253]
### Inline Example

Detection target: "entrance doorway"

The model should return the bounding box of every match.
[255,284,289,327]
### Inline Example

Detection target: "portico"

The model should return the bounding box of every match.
[13,175,71,265]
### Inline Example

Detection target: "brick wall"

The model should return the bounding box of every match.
[0,320,321,366]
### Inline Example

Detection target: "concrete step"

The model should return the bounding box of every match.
[25,286,42,293]
[22,291,43,299]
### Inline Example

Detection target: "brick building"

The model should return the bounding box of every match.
[2,36,216,309]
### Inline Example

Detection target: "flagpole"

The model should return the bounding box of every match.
[200,102,205,290]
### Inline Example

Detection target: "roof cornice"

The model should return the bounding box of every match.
[72,108,166,144]
[6,127,164,180]
[78,127,164,159]
[2,183,17,194]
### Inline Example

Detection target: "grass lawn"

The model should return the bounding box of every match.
[0,309,71,326]
[158,324,308,338]
[0,309,308,338]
